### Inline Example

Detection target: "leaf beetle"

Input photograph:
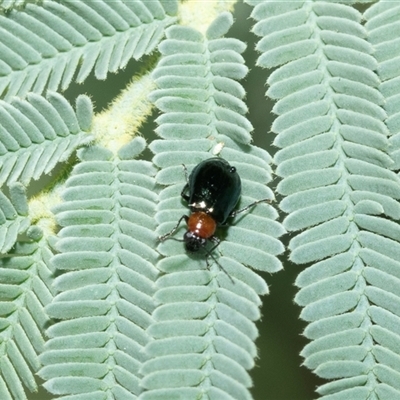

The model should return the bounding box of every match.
[159,157,269,277]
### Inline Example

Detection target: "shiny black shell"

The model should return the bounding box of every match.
[185,158,241,224]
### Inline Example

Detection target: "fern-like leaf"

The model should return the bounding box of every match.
[0,0,177,99]
[0,228,55,399]
[365,3,400,171]
[39,138,158,399]
[141,13,284,399]
[249,1,400,398]
[0,183,29,254]
[0,92,92,187]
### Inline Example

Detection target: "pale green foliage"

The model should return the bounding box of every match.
[248,0,400,399]
[365,2,400,169]
[0,233,54,399]
[0,0,177,99]
[141,15,284,399]
[0,91,93,399]
[0,89,93,397]
[0,183,29,253]
[0,92,93,187]
[40,138,159,399]
[0,1,178,398]
[1,1,283,397]
[1,0,400,399]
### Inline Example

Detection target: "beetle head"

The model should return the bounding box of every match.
[183,231,207,252]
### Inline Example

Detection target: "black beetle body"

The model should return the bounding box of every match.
[159,157,269,278]
[183,158,241,225]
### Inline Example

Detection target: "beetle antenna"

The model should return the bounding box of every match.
[205,250,234,284]
[158,215,188,242]
[159,231,234,283]
[229,198,271,218]
[206,237,234,284]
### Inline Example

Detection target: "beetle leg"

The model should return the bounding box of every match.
[208,235,221,252]
[229,198,271,218]
[181,183,190,202]
[159,215,188,241]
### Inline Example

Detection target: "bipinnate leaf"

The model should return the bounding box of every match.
[0,183,29,254]
[248,1,400,398]
[0,230,54,399]
[141,12,285,400]
[39,138,159,399]
[365,3,400,170]
[0,0,177,99]
[0,92,93,187]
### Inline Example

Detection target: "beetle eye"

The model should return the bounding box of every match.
[229,166,236,173]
